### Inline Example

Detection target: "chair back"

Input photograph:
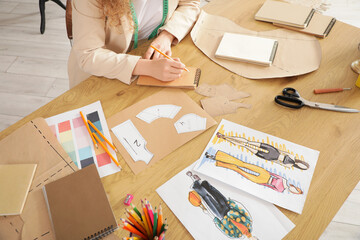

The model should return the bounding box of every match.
[66,0,72,42]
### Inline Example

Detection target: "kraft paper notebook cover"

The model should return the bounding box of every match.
[43,164,117,240]
[274,12,336,38]
[137,67,201,89]
[0,118,78,240]
[255,0,315,28]
[0,164,37,216]
[215,33,278,66]
[107,89,217,175]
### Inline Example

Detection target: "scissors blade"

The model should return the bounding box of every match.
[304,100,359,113]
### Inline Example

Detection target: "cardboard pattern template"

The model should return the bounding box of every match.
[191,11,322,79]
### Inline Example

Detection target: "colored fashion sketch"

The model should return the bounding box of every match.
[193,119,319,214]
[187,171,257,239]
[156,162,295,240]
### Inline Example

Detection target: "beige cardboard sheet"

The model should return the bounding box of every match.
[191,11,322,79]
[107,89,217,175]
[0,118,77,240]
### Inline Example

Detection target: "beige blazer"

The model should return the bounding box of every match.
[68,0,201,88]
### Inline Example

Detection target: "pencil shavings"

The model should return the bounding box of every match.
[201,96,252,117]
[196,83,251,100]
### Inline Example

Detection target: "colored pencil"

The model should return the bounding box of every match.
[314,88,351,94]
[150,45,190,72]
[80,111,97,148]
[159,219,167,235]
[120,220,148,240]
[146,200,154,227]
[157,204,163,236]
[159,232,165,240]
[131,203,142,219]
[126,213,147,236]
[126,212,146,229]
[153,207,158,238]
[126,209,144,228]
[87,119,118,152]
[136,207,151,238]
[92,133,121,168]
[142,200,153,236]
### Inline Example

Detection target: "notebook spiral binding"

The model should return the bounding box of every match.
[85,225,117,240]
[194,68,202,87]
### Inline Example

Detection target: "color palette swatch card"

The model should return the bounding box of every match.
[46,101,120,178]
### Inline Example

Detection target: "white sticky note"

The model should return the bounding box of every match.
[111,120,153,164]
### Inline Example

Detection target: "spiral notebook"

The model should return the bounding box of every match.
[215,33,278,66]
[137,67,201,89]
[43,164,117,240]
[255,0,315,28]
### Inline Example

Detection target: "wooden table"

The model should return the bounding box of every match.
[2,0,360,239]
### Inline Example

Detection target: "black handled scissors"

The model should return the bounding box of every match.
[274,87,359,113]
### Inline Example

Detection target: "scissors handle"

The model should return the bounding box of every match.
[283,87,301,98]
[274,95,304,109]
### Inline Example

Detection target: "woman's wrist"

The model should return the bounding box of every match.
[158,30,176,44]
[132,59,152,76]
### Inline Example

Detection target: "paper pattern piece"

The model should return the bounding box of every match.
[201,96,251,117]
[46,101,119,178]
[193,119,319,214]
[136,104,181,123]
[0,118,78,240]
[174,113,207,134]
[112,120,154,164]
[191,11,321,79]
[107,89,217,175]
[196,83,250,101]
[157,162,295,240]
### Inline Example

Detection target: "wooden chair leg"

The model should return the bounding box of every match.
[39,0,46,34]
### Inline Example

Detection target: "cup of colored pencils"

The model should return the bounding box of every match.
[120,199,168,240]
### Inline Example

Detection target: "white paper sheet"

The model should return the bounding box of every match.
[111,119,154,164]
[136,104,182,123]
[157,162,295,240]
[45,101,120,178]
[193,119,319,214]
[174,113,207,134]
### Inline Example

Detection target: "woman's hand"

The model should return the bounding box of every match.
[133,58,185,82]
[144,31,175,59]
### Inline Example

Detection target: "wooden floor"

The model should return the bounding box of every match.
[0,0,359,239]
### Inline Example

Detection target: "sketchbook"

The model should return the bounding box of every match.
[255,0,315,28]
[215,33,278,66]
[193,119,319,214]
[0,164,37,216]
[274,12,336,38]
[157,162,295,240]
[137,67,201,89]
[107,89,217,174]
[43,164,117,240]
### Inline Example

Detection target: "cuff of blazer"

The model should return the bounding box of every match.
[116,55,142,85]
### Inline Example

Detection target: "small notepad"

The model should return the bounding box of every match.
[0,164,37,216]
[137,67,201,89]
[215,33,278,66]
[255,0,315,28]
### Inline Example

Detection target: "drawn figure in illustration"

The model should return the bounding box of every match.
[186,171,258,239]
[206,151,303,195]
[216,132,310,170]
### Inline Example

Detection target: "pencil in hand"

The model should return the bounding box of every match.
[150,45,190,72]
